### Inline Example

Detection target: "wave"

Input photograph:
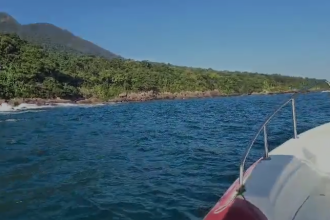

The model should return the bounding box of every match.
[0,118,19,122]
[0,102,107,113]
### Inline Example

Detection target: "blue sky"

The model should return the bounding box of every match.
[2,0,330,79]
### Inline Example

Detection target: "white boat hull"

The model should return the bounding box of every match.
[204,122,330,220]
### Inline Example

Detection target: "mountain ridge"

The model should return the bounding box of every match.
[0,12,119,59]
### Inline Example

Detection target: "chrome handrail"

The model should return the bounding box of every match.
[238,80,330,189]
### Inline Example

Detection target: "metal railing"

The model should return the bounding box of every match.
[237,80,330,190]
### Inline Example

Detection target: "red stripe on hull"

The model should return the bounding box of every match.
[204,158,267,220]
[204,198,268,220]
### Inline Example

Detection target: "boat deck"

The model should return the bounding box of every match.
[294,177,330,220]
[243,122,330,220]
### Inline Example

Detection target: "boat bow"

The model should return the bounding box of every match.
[204,81,330,220]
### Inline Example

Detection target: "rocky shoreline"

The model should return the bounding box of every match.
[0,90,302,106]
[110,90,297,103]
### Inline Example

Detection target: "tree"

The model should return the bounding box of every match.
[0,33,327,101]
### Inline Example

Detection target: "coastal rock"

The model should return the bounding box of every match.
[109,90,225,102]
[118,92,127,98]
[0,89,305,106]
[76,97,102,104]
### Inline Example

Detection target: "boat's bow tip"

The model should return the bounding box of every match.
[203,197,268,220]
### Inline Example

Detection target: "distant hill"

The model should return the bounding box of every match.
[0,12,119,59]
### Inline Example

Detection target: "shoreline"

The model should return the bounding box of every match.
[0,90,310,106]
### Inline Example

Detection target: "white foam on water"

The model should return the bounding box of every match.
[54,103,107,108]
[0,110,46,115]
[0,118,19,122]
[14,103,56,111]
[0,102,108,114]
[0,103,14,112]
[5,119,18,122]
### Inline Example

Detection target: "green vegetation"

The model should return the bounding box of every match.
[0,33,327,101]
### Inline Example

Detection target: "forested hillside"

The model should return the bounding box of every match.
[0,33,327,101]
[0,12,118,59]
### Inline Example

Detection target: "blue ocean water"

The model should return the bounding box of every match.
[0,93,329,220]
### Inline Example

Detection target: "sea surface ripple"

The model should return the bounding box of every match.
[1,92,330,220]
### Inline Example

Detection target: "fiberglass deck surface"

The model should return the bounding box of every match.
[293,177,330,220]
[244,123,330,220]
